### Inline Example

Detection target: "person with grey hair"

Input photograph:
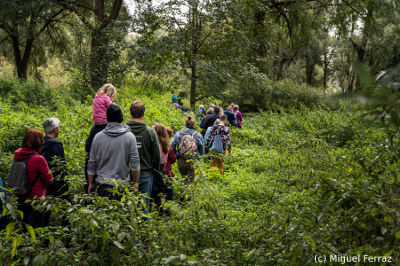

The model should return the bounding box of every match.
[42,117,68,198]
[196,104,206,122]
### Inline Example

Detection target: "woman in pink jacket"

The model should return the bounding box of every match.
[233,105,243,128]
[84,83,117,189]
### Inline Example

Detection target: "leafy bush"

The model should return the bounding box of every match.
[224,73,324,112]
[0,80,399,264]
[0,78,74,110]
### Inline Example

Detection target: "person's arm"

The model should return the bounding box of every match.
[130,170,140,189]
[239,112,243,122]
[88,174,95,194]
[170,132,179,155]
[87,140,97,194]
[168,148,177,164]
[151,129,161,170]
[205,127,215,147]
[54,142,67,178]
[200,117,208,128]
[104,95,114,108]
[226,129,232,154]
[196,133,205,156]
[35,156,54,185]
[128,133,140,189]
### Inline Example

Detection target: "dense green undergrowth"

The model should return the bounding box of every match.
[1,80,400,265]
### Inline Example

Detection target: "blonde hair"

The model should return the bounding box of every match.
[97,83,117,100]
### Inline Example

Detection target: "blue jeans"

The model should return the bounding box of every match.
[139,170,153,214]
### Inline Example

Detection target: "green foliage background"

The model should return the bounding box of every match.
[0,79,399,264]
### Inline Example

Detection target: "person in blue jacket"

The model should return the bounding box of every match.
[42,117,68,198]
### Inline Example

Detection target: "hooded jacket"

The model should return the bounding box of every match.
[14,147,53,200]
[87,122,140,185]
[201,114,220,129]
[126,121,161,172]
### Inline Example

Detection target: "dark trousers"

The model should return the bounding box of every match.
[85,123,107,191]
[96,184,122,201]
[18,200,50,228]
[177,157,195,184]
[151,164,173,212]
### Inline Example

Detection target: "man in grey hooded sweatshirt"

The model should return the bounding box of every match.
[87,104,140,199]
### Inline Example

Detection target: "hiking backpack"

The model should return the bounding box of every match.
[211,134,224,154]
[8,154,39,196]
[178,131,198,159]
[232,112,238,126]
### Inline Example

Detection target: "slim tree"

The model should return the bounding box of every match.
[0,0,69,79]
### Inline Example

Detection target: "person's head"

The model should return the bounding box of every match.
[206,108,214,114]
[227,105,232,111]
[220,114,228,125]
[199,104,204,109]
[210,103,215,109]
[185,116,195,129]
[233,105,239,111]
[213,119,220,126]
[107,104,123,123]
[97,83,116,100]
[22,129,44,152]
[213,106,220,114]
[130,101,145,120]
[230,103,235,107]
[152,122,170,154]
[43,117,60,137]
[166,127,173,139]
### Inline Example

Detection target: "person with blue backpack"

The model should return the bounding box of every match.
[205,114,232,175]
[224,105,236,127]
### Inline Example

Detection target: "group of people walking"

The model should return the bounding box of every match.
[4,84,242,228]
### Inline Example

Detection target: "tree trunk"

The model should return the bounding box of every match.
[305,56,314,85]
[323,57,328,92]
[11,36,34,80]
[90,29,108,90]
[190,57,197,109]
[89,0,123,90]
[253,8,267,73]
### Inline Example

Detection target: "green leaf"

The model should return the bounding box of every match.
[25,224,36,243]
[11,235,22,258]
[91,219,99,228]
[6,222,15,239]
[113,240,125,250]
[32,254,47,266]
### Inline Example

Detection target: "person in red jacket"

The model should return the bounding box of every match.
[14,129,53,228]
